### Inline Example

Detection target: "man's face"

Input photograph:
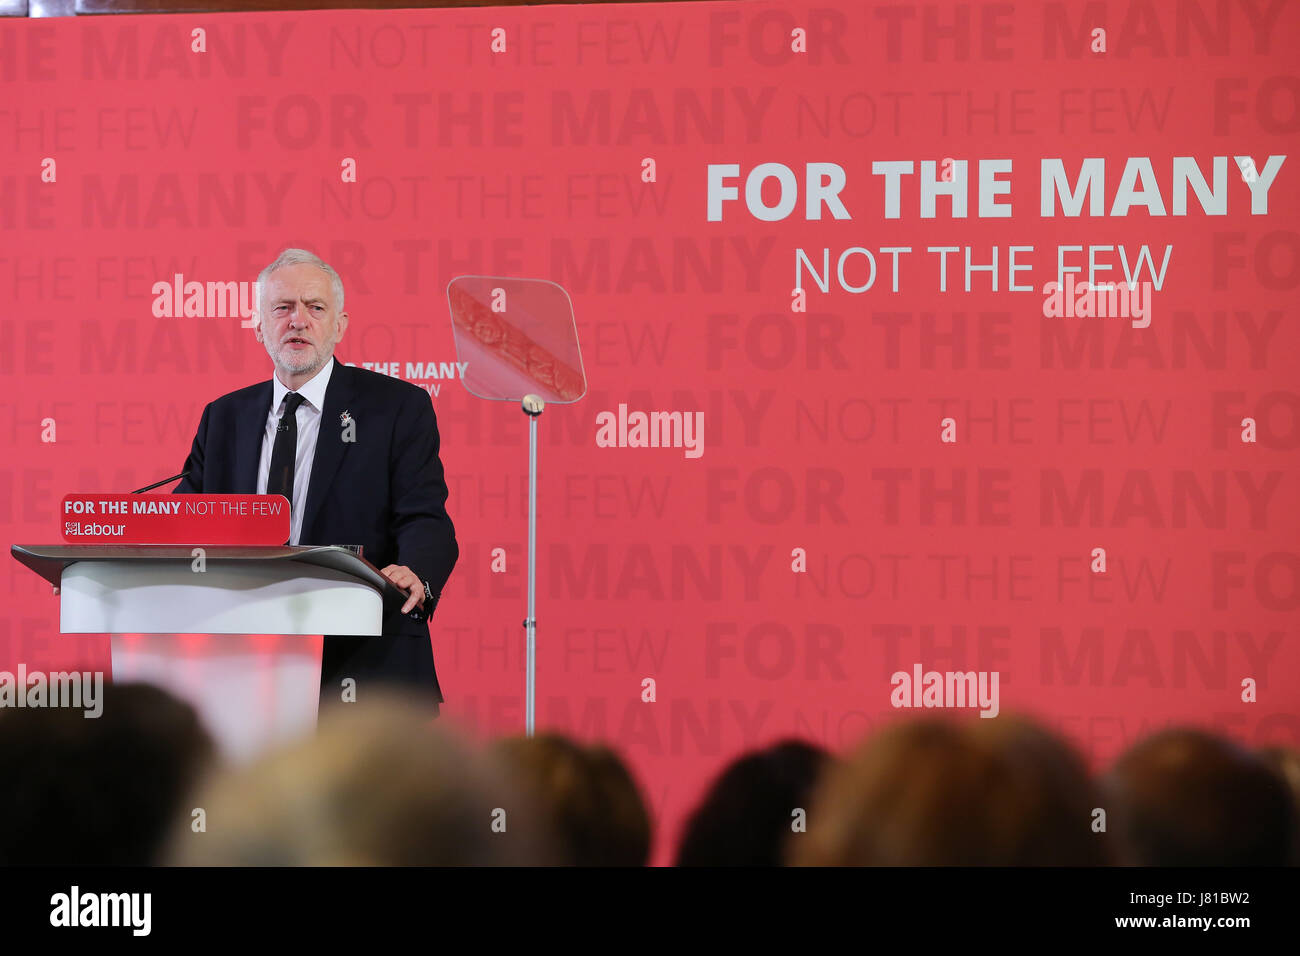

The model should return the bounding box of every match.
[254,263,349,381]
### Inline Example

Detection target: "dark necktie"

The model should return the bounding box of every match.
[267,392,307,503]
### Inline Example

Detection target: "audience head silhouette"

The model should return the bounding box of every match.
[676,739,830,866]
[0,682,214,865]
[1105,729,1296,866]
[493,733,651,866]
[169,694,548,866]
[791,716,1105,866]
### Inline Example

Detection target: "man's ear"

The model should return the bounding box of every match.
[335,310,349,345]
[252,311,264,342]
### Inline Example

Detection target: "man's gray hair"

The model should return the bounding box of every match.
[256,248,345,312]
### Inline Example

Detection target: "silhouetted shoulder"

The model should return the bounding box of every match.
[205,378,272,412]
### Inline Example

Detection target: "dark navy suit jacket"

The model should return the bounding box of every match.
[173,360,458,703]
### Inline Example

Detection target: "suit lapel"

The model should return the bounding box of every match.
[233,382,272,494]
[300,361,356,541]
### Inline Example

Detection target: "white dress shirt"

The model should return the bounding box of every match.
[257,357,335,545]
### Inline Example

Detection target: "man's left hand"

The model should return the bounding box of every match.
[381,564,426,614]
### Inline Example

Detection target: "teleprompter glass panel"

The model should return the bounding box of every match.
[446,276,587,404]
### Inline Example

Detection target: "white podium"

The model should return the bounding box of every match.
[11,544,408,763]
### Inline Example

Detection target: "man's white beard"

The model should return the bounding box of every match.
[271,343,324,376]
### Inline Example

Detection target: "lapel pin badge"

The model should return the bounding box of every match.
[340,410,354,427]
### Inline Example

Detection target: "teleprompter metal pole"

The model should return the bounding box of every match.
[522,393,544,737]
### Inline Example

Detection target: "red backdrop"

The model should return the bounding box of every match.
[2,0,1298,863]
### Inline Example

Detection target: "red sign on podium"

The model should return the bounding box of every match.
[61,494,291,545]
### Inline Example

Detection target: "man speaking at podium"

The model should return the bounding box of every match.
[173,248,459,716]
